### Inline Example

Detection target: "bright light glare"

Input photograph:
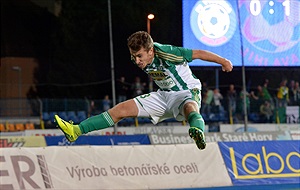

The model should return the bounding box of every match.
[148,14,155,20]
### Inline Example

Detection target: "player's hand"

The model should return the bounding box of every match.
[222,59,233,72]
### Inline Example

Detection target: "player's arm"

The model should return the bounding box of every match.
[192,50,233,72]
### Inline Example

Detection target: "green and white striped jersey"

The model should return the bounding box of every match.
[144,42,201,91]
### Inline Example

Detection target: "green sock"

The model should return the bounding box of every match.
[79,111,115,134]
[187,111,205,132]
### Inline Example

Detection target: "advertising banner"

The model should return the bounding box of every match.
[218,141,300,185]
[205,131,291,142]
[0,131,24,137]
[290,130,300,140]
[286,106,300,124]
[88,125,209,135]
[25,129,64,136]
[0,144,231,189]
[149,134,194,145]
[0,136,46,148]
[149,131,291,145]
[45,134,150,146]
[220,124,300,133]
[19,123,300,137]
[25,125,207,137]
[90,125,190,135]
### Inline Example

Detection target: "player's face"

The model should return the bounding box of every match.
[130,47,154,70]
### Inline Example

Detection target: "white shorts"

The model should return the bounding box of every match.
[133,89,201,124]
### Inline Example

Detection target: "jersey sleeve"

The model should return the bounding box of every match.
[154,42,193,64]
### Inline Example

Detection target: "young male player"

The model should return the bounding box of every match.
[55,31,233,150]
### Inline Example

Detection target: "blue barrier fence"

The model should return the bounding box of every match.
[45,134,151,146]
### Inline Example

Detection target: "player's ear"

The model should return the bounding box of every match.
[149,47,154,55]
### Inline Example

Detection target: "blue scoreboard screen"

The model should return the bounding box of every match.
[183,0,300,67]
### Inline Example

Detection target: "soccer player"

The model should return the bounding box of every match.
[55,31,233,150]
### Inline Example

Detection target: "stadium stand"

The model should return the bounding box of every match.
[42,112,50,122]
[0,123,35,132]
[0,124,5,132]
[15,123,25,131]
[67,111,79,124]
[7,124,15,132]
[49,112,57,123]
[77,111,87,122]
[25,123,35,130]
[58,111,68,121]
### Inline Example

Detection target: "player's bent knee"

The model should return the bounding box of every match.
[183,101,199,113]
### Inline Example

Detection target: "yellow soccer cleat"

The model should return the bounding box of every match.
[189,127,206,150]
[54,115,80,142]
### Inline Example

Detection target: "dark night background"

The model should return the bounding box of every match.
[1,0,299,101]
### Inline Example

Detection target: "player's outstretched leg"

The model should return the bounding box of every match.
[187,111,206,150]
[54,115,82,142]
[55,111,115,142]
